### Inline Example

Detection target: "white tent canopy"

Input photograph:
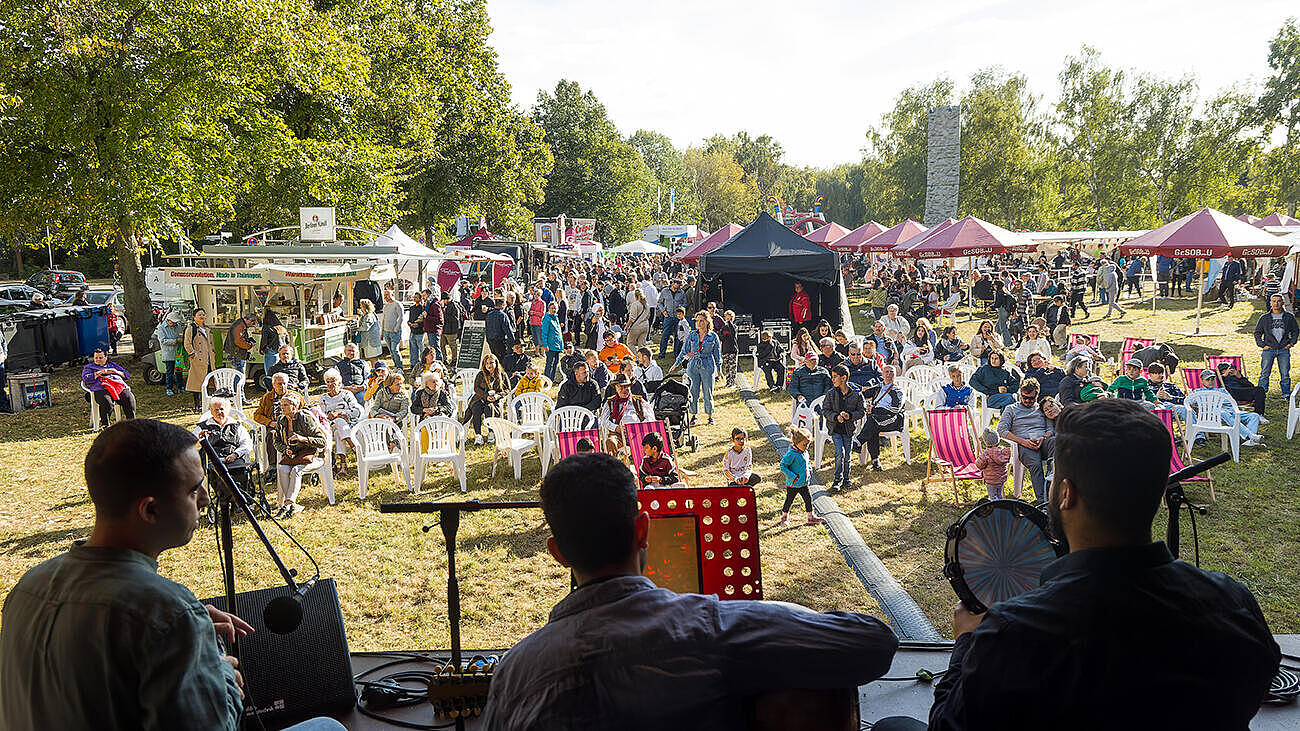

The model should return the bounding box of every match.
[372,224,442,259]
[611,240,669,254]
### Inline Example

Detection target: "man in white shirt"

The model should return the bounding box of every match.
[636,347,664,383]
[380,289,406,371]
[878,304,910,336]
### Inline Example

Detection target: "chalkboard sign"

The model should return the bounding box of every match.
[760,318,792,350]
[734,314,757,352]
[456,319,486,370]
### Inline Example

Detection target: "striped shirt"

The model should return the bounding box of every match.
[1070,269,1088,295]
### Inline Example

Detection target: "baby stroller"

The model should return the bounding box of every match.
[651,378,697,452]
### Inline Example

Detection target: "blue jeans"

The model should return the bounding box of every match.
[530,324,543,347]
[660,318,682,357]
[986,392,1015,409]
[544,349,560,381]
[227,358,246,395]
[408,329,424,370]
[262,352,278,389]
[383,330,403,371]
[164,360,178,392]
[831,431,853,485]
[283,719,346,731]
[687,367,714,415]
[1098,287,1109,304]
[1017,435,1055,502]
[1259,347,1291,394]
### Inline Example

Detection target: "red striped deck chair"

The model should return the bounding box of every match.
[1155,407,1215,501]
[555,428,601,460]
[923,407,983,505]
[625,420,692,486]
[1206,355,1253,409]
[1069,333,1100,349]
[1181,367,1205,393]
[1121,337,1154,365]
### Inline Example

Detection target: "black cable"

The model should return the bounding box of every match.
[1185,501,1201,567]
[352,651,497,730]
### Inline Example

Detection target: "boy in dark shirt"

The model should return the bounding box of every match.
[637,432,680,488]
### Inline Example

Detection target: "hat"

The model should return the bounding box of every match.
[803,352,819,362]
[1124,358,1143,368]
[374,360,388,370]
[1201,368,1217,382]
[440,291,450,300]
[981,428,1000,448]
[165,310,182,323]
[611,373,634,386]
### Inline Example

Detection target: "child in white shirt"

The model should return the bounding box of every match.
[722,428,761,486]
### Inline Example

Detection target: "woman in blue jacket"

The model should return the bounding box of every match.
[540,302,564,382]
[672,311,722,425]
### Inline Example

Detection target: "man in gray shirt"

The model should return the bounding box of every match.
[484,452,902,730]
[0,420,342,731]
[997,379,1057,505]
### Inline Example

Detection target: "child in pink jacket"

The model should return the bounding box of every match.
[974,427,1011,500]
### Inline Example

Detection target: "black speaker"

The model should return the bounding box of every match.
[203,579,356,730]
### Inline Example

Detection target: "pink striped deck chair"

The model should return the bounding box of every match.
[555,429,601,460]
[1181,367,1205,392]
[1069,333,1100,349]
[625,420,692,486]
[1121,337,1154,365]
[1155,408,1215,501]
[1206,356,1253,408]
[923,407,983,505]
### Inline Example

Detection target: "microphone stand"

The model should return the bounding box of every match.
[200,437,305,651]
[1164,451,1228,566]
[380,500,541,730]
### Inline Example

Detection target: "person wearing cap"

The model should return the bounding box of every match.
[155,310,185,396]
[600,373,650,456]
[996,378,1055,504]
[502,340,530,381]
[1190,369,1264,447]
[599,331,633,376]
[363,360,389,402]
[1145,363,1187,420]
[1215,361,1268,417]
[974,427,1011,500]
[1107,359,1157,404]
[787,351,832,418]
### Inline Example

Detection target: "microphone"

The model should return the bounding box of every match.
[263,577,317,634]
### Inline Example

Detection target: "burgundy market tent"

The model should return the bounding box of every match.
[451,227,494,247]
[803,221,851,247]
[858,219,927,252]
[830,221,887,252]
[901,216,1040,260]
[1236,213,1262,225]
[1118,207,1286,334]
[893,218,956,257]
[674,224,744,264]
[1255,213,1300,228]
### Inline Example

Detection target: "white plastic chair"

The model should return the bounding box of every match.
[809,395,831,466]
[908,365,945,394]
[857,415,912,467]
[202,368,246,413]
[1184,391,1242,462]
[353,418,413,498]
[1288,383,1300,440]
[511,393,555,443]
[413,417,467,492]
[83,382,124,432]
[484,417,539,480]
[452,368,478,418]
[542,406,598,474]
[302,411,337,504]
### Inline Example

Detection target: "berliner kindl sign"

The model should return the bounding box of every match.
[300,207,336,242]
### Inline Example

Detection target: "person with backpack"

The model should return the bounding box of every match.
[440,291,464,365]
[222,313,258,399]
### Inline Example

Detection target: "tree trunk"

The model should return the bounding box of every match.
[115,216,157,364]
[423,222,434,249]
[13,242,23,277]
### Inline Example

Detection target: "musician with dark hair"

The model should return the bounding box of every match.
[0,421,342,731]
[483,452,900,730]
[854,365,905,472]
[929,400,1279,731]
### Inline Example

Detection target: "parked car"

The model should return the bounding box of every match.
[64,287,130,334]
[0,299,29,317]
[0,283,48,304]
[25,269,87,296]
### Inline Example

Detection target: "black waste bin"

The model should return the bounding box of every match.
[1,312,46,371]
[37,308,80,367]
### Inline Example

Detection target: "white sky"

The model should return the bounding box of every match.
[488,0,1295,168]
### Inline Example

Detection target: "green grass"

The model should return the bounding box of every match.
[0,358,876,651]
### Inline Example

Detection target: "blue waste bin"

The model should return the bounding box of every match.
[71,304,110,356]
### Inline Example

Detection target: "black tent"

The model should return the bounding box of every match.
[699,211,844,327]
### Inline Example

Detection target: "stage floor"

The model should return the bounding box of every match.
[340,636,1300,729]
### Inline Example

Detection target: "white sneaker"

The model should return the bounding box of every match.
[474,435,484,445]
[1258,416,1270,425]
[1243,436,1263,447]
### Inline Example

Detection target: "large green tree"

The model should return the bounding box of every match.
[532,80,656,243]
[0,0,369,353]
[684,148,758,231]
[1256,18,1300,215]
[628,129,702,225]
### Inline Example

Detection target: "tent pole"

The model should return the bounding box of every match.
[1196,264,1203,334]
[966,256,974,324]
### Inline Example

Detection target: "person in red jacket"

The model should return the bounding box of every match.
[789,282,813,334]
